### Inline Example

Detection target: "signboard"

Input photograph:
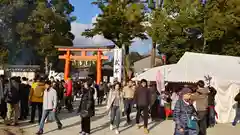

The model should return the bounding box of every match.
[113,48,123,82]
[49,70,64,80]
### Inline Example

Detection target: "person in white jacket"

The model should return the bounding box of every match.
[36,81,62,135]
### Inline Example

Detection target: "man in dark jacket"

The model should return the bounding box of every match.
[4,77,20,125]
[134,79,151,134]
[232,91,240,126]
[19,77,31,120]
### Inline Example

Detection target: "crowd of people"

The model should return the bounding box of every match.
[0,74,240,135]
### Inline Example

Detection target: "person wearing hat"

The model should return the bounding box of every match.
[173,87,198,135]
[36,80,62,135]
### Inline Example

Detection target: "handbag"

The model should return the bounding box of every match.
[184,107,198,130]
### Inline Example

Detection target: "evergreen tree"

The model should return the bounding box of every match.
[0,0,75,66]
[82,0,147,80]
[151,0,240,63]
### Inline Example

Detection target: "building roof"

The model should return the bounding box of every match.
[133,55,162,73]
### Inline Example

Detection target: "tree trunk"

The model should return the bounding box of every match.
[122,44,131,82]
[45,56,48,75]
[150,41,156,68]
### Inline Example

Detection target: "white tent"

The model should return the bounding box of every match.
[132,64,175,81]
[168,52,240,123]
[168,52,240,82]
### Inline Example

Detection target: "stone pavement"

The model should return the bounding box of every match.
[0,125,24,135]
[19,103,240,135]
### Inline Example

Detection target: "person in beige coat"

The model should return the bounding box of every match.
[106,82,124,134]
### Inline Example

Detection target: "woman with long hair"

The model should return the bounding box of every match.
[77,80,94,135]
[106,82,124,134]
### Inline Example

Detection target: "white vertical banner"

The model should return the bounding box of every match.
[113,48,123,82]
[156,70,165,93]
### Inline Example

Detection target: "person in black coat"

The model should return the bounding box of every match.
[19,77,31,120]
[77,80,94,135]
[56,80,65,113]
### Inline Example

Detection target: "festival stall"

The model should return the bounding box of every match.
[168,52,240,123]
[132,64,175,81]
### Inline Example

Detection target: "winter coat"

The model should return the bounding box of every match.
[29,82,45,103]
[123,86,135,99]
[106,89,124,114]
[58,84,65,100]
[191,87,209,111]
[134,86,151,107]
[43,87,57,110]
[64,80,73,97]
[77,87,94,117]
[234,92,240,108]
[4,80,20,104]
[173,99,198,135]
[19,81,30,102]
[103,82,110,95]
[208,87,217,106]
[53,82,64,101]
[150,87,158,106]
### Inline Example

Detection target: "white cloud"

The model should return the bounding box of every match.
[71,17,152,54]
[71,22,112,46]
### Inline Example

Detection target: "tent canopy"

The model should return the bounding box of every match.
[168,52,240,83]
[132,64,175,81]
[166,52,240,123]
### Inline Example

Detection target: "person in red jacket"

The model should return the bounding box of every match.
[64,78,73,112]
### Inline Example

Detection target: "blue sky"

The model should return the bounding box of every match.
[69,0,152,54]
[69,0,99,24]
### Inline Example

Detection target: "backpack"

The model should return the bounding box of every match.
[33,84,44,98]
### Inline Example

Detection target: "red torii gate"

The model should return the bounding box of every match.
[56,46,112,84]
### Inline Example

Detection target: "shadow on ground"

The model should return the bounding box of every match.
[41,110,108,134]
[0,125,24,135]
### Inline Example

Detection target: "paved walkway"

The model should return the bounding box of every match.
[19,103,240,135]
